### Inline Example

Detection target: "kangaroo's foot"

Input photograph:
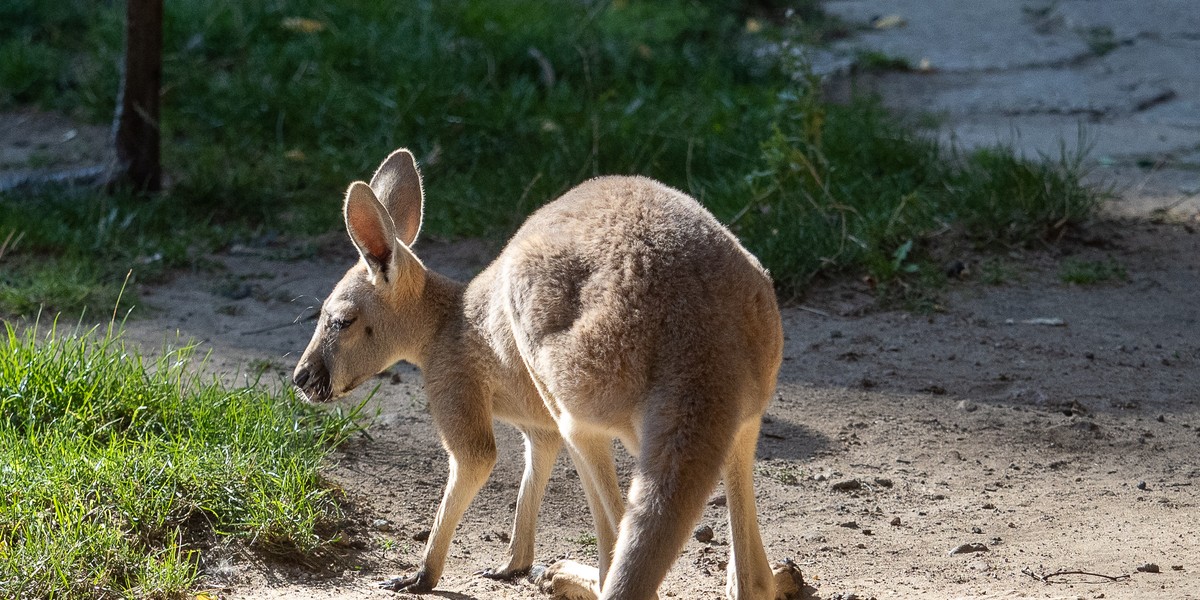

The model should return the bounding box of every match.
[379,569,435,594]
[536,559,600,600]
[772,559,804,600]
[477,563,531,581]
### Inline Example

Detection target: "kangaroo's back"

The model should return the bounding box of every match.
[474,175,782,433]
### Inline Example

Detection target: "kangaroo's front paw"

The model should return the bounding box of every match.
[379,569,435,594]
[476,563,531,581]
[771,559,804,600]
[536,559,600,600]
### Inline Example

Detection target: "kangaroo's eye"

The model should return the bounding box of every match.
[328,316,356,331]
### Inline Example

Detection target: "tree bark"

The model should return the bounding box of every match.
[111,0,163,193]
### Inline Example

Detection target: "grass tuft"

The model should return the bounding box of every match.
[733,71,1102,297]
[1059,257,1127,285]
[0,320,364,599]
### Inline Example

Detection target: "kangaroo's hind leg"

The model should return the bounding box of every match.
[723,418,803,599]
[598,389,738,600]
[539,428,626,600]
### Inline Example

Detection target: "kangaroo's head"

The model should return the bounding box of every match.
[292,149,428,402]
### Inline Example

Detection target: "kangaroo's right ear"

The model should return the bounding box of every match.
[344,181,398,283]
[369,148,424,247]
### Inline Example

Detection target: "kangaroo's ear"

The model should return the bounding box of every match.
[344,181,398,282]
[369,148,423,247]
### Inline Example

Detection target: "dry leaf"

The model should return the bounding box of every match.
[281,17,325,34]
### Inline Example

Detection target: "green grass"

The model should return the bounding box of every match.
[0,0,1104,314]
[0,187,217,316]
[1059,257,1127,284]
[731,71,1101,297]
[0,321,364,599]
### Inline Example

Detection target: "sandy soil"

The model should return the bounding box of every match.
[105,215,1198,600]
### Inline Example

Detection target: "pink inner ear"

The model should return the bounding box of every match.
[347,201,392,265]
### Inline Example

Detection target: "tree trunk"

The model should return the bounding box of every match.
[111,0,163,193]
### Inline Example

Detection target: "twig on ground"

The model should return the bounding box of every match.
[1022,567,1130,583]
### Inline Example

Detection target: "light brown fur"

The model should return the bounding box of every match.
[293,148,802,599]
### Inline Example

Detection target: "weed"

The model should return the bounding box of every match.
[1081,26,1120,56]
[571,532,599,557]
[978,258,1018,286]
[735,71,1102,298]
[854,49,912,72]
[1059,257,1127,284]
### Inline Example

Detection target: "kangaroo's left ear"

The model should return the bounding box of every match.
[344,180,398,283]
[369,148,424,247]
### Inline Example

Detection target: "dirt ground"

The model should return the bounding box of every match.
[106,215,1197,600]
[4,4,1200,600]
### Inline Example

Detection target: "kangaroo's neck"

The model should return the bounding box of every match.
[408,269,467,371]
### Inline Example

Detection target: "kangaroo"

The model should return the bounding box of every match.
[292,148,803,600]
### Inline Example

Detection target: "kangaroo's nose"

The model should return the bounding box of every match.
[293,367,311,389]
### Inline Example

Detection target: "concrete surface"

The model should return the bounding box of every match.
[820,0,1200,219]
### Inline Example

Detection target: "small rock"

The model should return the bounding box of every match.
[971,527,982,534]
[1171,565,1184,571]
[861,529,873,536]
[413,529,431,542]
[948,542,989,555]
[956,399,978,412]
[832,479,862,492]
[693,524,714,543]
[528,564,548,583]
[390,372,404,384]
[982,502,996,510]
[838,521,859,529]
[890,516,902,526]
[802,531,827,543]
[1137,563,1160,573]
[708,493,727,507]
[1156,414,1166,422]
[371,519,392,532]
[969,560,990,572]
[1137,481,1148,490]
[872,477,894,488]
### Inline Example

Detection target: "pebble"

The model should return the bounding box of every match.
[890,517,902,526]
[832,479,862,492]
[839,521,859,529]
[1137,563,1160,573]
[413,529,431,542]
[693,524,714,543]
[872,477,894,488]
[1137,481,1148,490]
[957,399,978,412]
[708,493,727,507]
[948,542,989,555]
[371,518,392,532]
